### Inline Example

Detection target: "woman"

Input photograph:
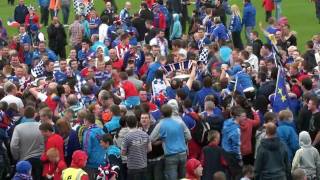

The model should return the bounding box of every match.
[229,4,244,50]
[56,119,81,166]
[170,13,182,41]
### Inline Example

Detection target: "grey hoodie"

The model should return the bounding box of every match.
[292,131,320,178]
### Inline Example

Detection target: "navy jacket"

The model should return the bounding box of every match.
[14,5,29,24]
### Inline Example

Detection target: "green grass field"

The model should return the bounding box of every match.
[0,0,319,51]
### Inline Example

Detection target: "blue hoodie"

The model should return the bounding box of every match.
[222,118,241,160]
[83,125,106,168]
[242,2,256,27]
[277,121,299,162]
[170,14,182,40]
[210,24,229,42]
[146,62,161,84]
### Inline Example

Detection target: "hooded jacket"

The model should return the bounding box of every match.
[186,158,201,180]
[292,131,320,178]
[170,14,182,40]
[221,118,241,160]
[62,150,89,180]
[254,137,290,180]
[240,112,260,156]
[242,2,256,27]
[277,121,299,162]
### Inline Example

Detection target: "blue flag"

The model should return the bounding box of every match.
[272,68,290,112]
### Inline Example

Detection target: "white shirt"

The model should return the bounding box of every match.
[1,94,24,110]
[245,54,259,73]
[150,37,168,56]
[99,23,108,42]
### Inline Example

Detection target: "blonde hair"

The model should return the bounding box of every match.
[279,109,293,121]
[46,148,59,160]
[231,4,241,17]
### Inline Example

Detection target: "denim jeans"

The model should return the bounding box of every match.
[40,6,49,26]
[245,26,254,45]
[164,152,187,180]
[127,168,148,180]
[61,4,70,25]
[147,159,164,180]
[275,2,282,20]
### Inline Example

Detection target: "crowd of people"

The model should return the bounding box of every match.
[0,0,320,180]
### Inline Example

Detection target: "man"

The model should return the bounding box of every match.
[101,1,115,25]
[14,0,29,24]
[250,31,263,59]
[122,115,151,180]
[139,52,153,77]
[69,15,84,48]
[47,16,67,59]
[307,96,320,151]
[144,20,157,44]
[54,59,69,84]
[82,112,106,179]
[39,122,65,179]
[0,81,24,112]
[120,1,132,25]
[77,39,94,68]
[303,40,317,72]
[115,33,130,59]
[260,43,274,62]
[221,106,242,178]
[140,112,164,180]
[254,122,290,179]
[150,29,169,56]
[62,150,89,179]
[242,0,256,44]
[38,0,50,26]
[127,68,143,90]
[109,48,123,71]
[150,104,191,180]
[194,76,220,111]
[10,106,44,180]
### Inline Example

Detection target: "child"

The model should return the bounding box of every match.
[200,130,228,180]
[99,133,121,169]
[240,165,254,180]
[13,160,32,180]
[45,148,67,180]
[185,158,203,180]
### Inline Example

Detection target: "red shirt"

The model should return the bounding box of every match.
[139,63,149,76]
[121,80,139,98]
[41,133,65,177]
[45,95,58,113]
[263,0,274,11]
[112,58,124,71]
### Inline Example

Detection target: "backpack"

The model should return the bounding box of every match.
[191,113,211,146]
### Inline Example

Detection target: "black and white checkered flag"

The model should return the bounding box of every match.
[198,47,209,64]
[31,60,45,78]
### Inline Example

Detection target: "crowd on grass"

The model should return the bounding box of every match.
[0,0,320,179]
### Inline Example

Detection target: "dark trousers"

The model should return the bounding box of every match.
[231,31,244,50]
[119,163,128,180]
[7,0,14,5]
[147,159,164,180]
[40,6,49,26]
[265,11,272,22]
[61,5,70,25]
[26,157,43,180]
[53,47,66,59]
[127,168,148,180]
[50,9,59,19]
[84,167,99,180]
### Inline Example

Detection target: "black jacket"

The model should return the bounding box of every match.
[101,9,115,25]
[252,39,263,59]
[297,105,312,132]
[139,9,154,21]
[14,5,29,24]
[256,80,276,100]
[47,23,67,51]
[132,17,147,42]
[202,144,228,180]
[303,49,317,72]
[254,137,290,180]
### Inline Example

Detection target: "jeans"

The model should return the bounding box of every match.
[127,168,148,180]
[164,152,187,180]
[26,157,43,180]
[265,11,272,22]
[231,31,244,50]
[61,4,70,25]
[245,26,254,45]
[275,2,282,20]
[147,159,164,180]
[40,6,49,26]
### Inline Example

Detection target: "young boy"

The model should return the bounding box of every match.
[13,161,32,180]
[99,133,121,168]
[240,165,254,180]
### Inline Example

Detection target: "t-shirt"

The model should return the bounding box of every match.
[309,112,320,140]
[122,129,149,170]
[0,95,24,110]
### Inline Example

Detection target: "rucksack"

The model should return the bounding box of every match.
[191,113,211,146]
